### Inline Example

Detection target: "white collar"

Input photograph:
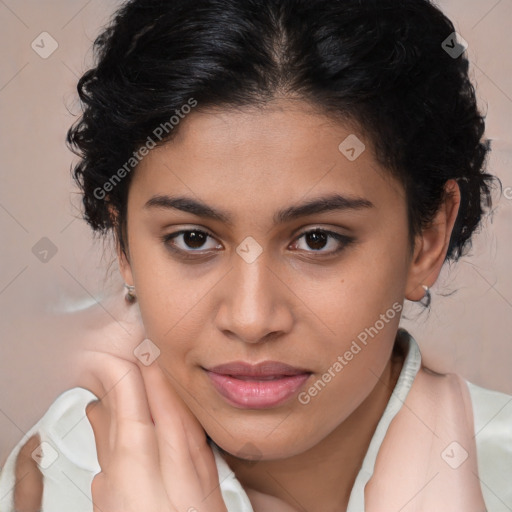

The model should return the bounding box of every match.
[346,327,422,510]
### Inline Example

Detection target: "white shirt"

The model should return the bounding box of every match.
[1,328,511,511]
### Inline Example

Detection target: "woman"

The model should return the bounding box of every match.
[1,0,510,510]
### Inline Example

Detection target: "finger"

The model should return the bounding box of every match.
[81,351,176,511]
[138,361,206,454]
[79,350,153,425]
[105,360,156,457]
[78,351,156,462]
[13,434,43,512]
[138,361,224,508]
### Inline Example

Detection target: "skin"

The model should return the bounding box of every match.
[14,98,461,512]
[13,434,43,512]
[117,98,460,510]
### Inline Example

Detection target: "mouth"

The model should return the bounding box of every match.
[204,361,312,409]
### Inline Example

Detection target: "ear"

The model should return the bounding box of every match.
[108,203,134,287]
[117,238,134,287]
[405,179,461,301]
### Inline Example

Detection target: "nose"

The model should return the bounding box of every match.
[214,249,294,344]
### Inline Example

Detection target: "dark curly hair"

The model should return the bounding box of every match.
[67,0,499,270]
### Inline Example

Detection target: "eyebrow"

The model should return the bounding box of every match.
[144,193,374,226]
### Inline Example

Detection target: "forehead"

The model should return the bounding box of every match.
[130,99,405,222]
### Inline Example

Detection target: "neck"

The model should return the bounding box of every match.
[220,345,405,512]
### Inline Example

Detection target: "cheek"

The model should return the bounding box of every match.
[286,246,404,411]
[294,247,406,349]
[129,239,213,342]
[297,302,399,415]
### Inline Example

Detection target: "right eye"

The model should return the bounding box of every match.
[162,228,223,257]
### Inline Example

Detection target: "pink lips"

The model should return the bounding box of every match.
[205,361,311,409]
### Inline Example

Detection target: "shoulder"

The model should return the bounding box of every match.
[0,386,101,512]
[465,379,512,512]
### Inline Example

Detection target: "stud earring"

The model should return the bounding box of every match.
[124,283,136,304]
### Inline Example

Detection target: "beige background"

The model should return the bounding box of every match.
[1,0,511,464]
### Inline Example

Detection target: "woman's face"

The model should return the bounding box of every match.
[119,99,419,459]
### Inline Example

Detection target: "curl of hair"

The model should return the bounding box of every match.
[67,0,500,264]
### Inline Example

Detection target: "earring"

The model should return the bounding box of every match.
[124,283,136,304]
[420,284,431,307]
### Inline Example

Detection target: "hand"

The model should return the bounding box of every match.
[80,350,228,512]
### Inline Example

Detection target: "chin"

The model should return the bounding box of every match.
[208,426,319,462]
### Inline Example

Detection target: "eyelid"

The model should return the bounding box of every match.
[293,225,350,238]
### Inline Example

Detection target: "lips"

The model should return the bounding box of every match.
[208,360,309,377]
[204,361,312,409]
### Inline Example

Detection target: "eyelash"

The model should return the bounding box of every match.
[161,228,355,260]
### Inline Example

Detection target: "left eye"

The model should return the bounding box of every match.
[291,229,353,254]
